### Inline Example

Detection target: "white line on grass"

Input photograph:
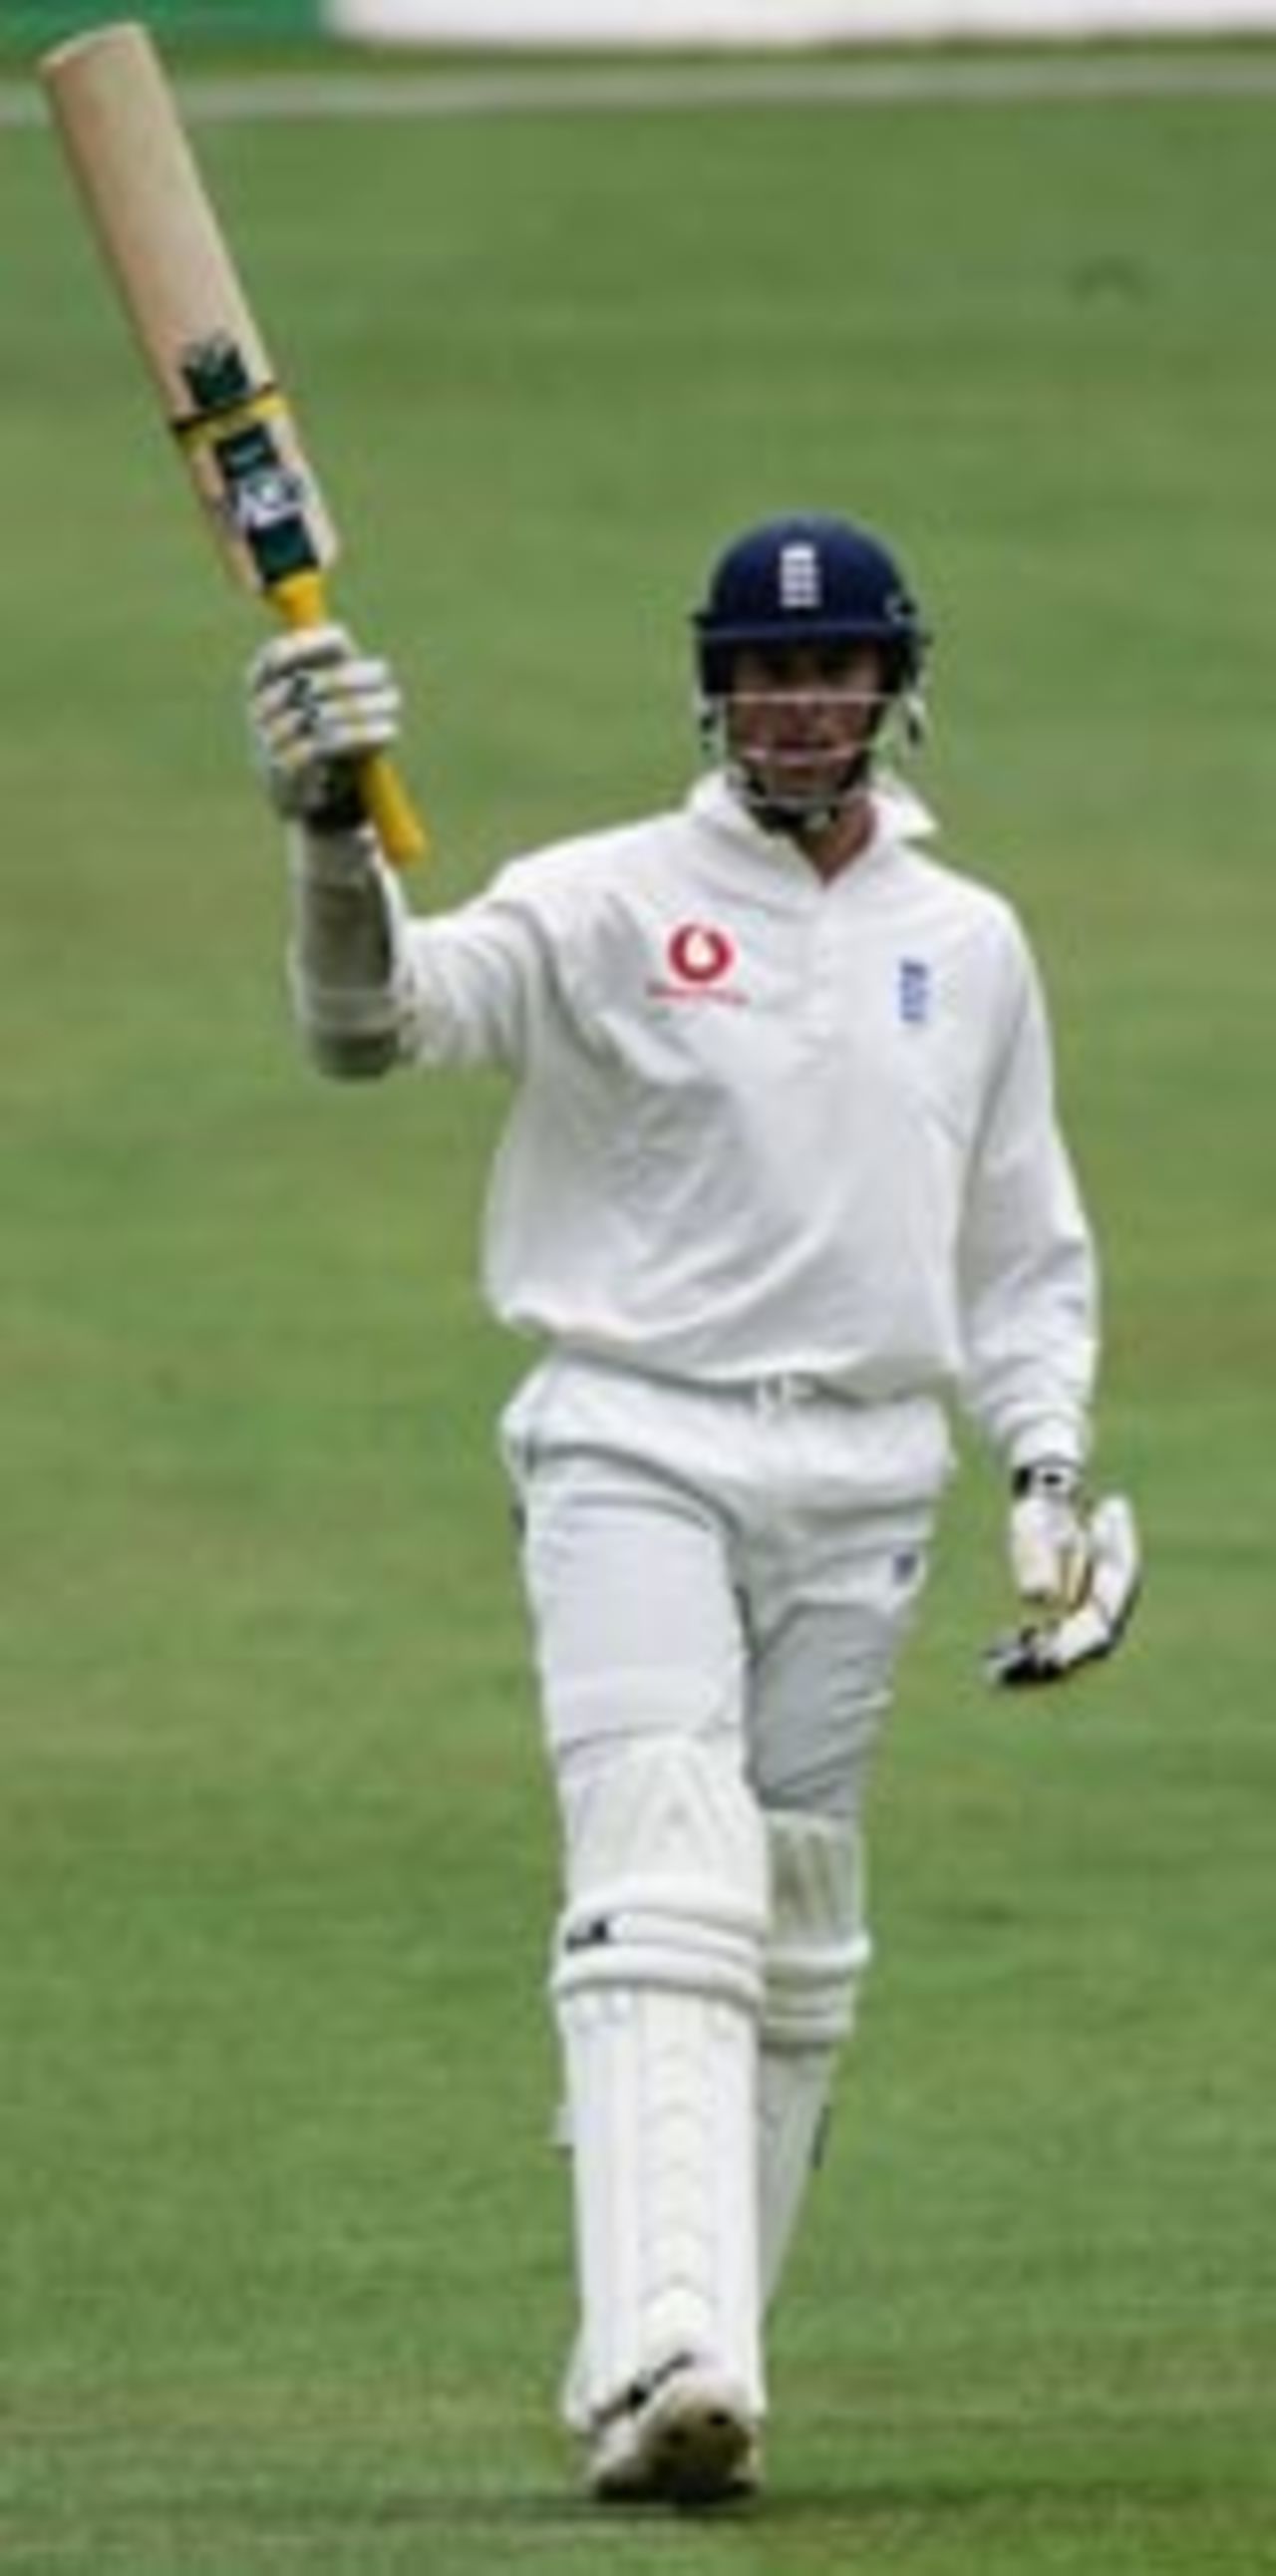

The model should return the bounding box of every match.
[5,46,1276,125]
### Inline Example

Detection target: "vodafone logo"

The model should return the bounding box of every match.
[648,919,748,1008]
[667,922,736,986]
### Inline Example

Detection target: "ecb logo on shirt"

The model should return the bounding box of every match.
[897,957,931,1027]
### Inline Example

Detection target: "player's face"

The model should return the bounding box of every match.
[724,641,887,810]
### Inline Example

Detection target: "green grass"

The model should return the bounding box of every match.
[2,57,1274,2573]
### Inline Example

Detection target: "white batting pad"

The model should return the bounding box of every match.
[759,1809,869,2309]
[552,1739,768,2426]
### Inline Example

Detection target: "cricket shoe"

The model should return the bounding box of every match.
[586,2356,761,2508]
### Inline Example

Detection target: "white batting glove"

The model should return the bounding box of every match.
[246,623,401,828]
[1007,1458,1092,1615]
[986,1462,1141,1688]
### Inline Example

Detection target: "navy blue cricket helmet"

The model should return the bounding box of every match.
[693,513,929,705]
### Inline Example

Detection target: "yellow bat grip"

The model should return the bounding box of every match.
[272,569,430,869]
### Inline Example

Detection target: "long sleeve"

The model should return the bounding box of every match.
[956,930,1098,1472]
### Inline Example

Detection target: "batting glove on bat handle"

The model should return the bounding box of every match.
[274,573,429,866]
[986,1476,1141,1689]
[246,619,426,865]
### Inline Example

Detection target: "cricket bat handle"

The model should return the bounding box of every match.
[273,569,430,868]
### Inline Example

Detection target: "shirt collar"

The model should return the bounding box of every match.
[688,768,938,872]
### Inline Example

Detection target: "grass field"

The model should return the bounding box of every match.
[2,48,1274,2573]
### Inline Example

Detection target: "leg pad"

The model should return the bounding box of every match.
[759,1809,869,2308]
[552,1741,768,2425]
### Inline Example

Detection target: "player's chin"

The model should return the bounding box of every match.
[746,753,849,806]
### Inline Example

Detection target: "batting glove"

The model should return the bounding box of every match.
[986,1461,1141,1688]
[246,623,402,828]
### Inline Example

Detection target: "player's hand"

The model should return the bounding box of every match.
[246,624,402,828]
[985,1462,1140,1687]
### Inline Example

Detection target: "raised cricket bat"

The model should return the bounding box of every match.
[40,19,427,867]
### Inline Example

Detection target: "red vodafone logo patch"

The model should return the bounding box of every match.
[667,922,736,986]
[647,918,748,1009]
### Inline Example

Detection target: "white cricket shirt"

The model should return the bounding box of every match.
[385,773,1097,1469]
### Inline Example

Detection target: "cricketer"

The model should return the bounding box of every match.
[247,512,1140,2508]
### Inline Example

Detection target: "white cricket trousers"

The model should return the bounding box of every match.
[501,1353,953,2421]
[500,1352,952,1818]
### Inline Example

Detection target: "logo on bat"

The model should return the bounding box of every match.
[229,461,308,534]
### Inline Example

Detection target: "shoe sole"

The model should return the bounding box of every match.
[593,2373,757,2508]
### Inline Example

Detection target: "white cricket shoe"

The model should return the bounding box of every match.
[586,2357,761,2508]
